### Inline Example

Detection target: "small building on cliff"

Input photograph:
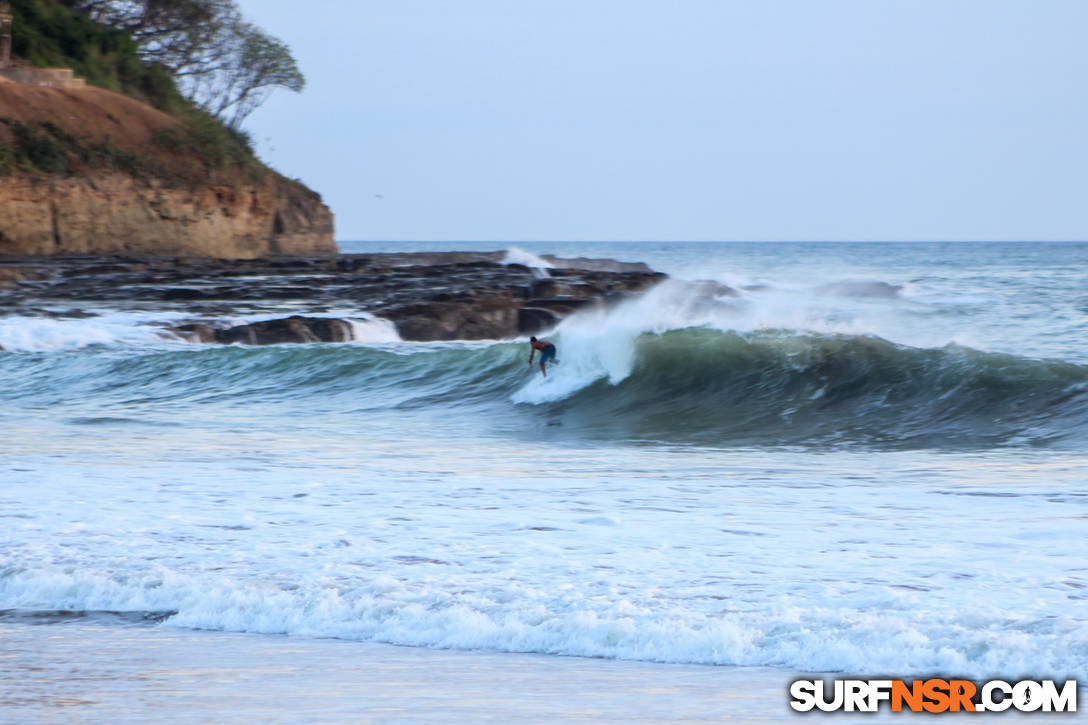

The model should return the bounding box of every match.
[0,1,11,68]
[0,2,85,89]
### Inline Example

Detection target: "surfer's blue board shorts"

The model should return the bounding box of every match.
[541,345,556,363]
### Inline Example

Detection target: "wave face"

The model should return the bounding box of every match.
[3,323,1085,449]
[1,272,1087,451]
[522,329,1088,447]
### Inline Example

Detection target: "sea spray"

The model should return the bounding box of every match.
[0,311,189,352]
[501,246,555,271]
[346,315,402,343]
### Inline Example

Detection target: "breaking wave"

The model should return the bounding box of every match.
[2,328,1085,449]
[1,563,1083,679]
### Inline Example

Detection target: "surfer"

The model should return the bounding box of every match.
[528,336,558,377]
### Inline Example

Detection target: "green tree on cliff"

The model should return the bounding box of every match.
[68,0,304,128]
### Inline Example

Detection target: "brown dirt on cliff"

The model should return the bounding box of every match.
[0,83,174,136]
[0,83,254,185]
[0,83,335,257]
[0,84,174,156]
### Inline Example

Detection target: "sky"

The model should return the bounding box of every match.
[235,0,1087,242]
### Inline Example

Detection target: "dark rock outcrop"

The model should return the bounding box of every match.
[517,307,560,336]
[0,251,667,344]
[175,316,354,345]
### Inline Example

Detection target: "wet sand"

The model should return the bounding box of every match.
[1,619,797,723]
[1,619,1049,723]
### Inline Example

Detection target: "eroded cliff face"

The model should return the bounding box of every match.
[0,173,335,258]
[0,83,336,258]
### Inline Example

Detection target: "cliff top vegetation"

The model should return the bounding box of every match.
[1,0,310,188]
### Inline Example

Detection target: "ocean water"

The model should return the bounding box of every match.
[2,241,1086,721]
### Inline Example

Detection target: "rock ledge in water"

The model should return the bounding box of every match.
[0,252,667,343]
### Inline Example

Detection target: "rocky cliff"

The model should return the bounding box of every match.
[0,81,336,258]
[0,172,335,258]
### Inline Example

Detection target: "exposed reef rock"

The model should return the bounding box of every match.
[174,316,354,345]
[0,252,666,342]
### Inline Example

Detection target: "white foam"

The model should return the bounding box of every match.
[1,564,1083,679]
[2,411,1085,681]
[501,246,554,270]
[0,312,188,352]
[512,313,635,404]
[0,311,404,352]
[511,269,1012,405]
[347,315,402,343]
[513,279,740,404]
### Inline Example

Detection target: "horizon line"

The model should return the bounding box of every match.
[336,239,1088,244]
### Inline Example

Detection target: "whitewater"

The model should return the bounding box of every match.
[2,241,1086,721]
